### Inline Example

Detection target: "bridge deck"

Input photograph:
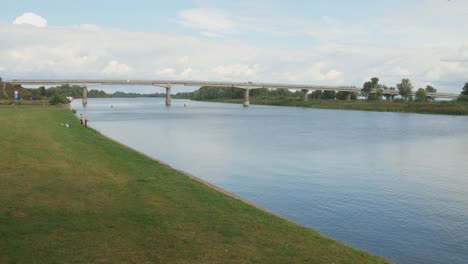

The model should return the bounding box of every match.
[6,79,357,91]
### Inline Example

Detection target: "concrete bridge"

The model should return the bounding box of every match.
[5,79,459,107]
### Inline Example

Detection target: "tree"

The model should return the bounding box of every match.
[336,91,357,100]
[425,85,437,93]
[335,91,347,100]
[397,79,413,101]
[311,90,322,99]
[48,94,68,105]
[458,95,468,102]
[368,89,383,101]
[415,88,427,102]
[38,86,47,96]
[250,88,269,98]
[362,77,380,99]
[461,82,468,96]
[322,90,336,100]
[423,85,437,101]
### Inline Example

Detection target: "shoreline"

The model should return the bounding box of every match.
[75,106,381,256]
[89,122,292,223]
[189,98,468,116]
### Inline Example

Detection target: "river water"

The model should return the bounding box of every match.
[72,98,468,264]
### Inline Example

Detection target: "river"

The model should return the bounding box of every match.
[72,98,468,264]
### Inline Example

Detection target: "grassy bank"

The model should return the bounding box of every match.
[202,98,468,115]
[0,99,50,106]
[1,82,34,100]
[0,106,388,263]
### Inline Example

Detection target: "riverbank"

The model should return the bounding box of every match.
[196,98,468,115]
[0,106,388,263]
[0,99,50,106]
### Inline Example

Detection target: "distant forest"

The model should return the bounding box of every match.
[173,86,358,101]
[175,79,468,102]
[26,84,166,99]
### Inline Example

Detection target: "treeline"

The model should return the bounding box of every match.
[362,78,468,102]
[26,85,167,99]
[174,86,358,101]
[175,79,468,102]
[361,77,437,102]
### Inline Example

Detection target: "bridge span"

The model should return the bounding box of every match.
[5,79,459,107]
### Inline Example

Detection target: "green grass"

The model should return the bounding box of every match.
[0,106,389,263]
[204,98,468,115]
[0,99,50,106]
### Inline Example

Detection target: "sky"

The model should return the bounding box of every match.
[1,0,468,93]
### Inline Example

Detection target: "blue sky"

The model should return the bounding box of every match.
[1,0,467,93]
[1,0,416,44]
[1,1,399,28]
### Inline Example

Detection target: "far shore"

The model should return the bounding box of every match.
[189,98,468,116]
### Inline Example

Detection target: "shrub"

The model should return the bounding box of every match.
[458,95,468,102]
[49,95,68,105]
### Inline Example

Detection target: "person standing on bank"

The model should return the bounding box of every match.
[84,115,89,127]
[79,114,83,125]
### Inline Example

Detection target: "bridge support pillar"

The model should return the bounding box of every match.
[302,89,309,102]
[345,92,351,101]
[165,86,171,107]
[243,89,250,107]
[82,87,88,107]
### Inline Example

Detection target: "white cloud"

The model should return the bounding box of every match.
[154,67,194,79]
[200,31,219,38]
[0,66,4,72]
[102,60,131,75]
[155,68,177,78]
[0,24,259,80]
[180,67,193,78]
[390,66,410,77]
[285,63,343,84]
[178,8,235,34]
[212,64,260,80]
[79,24,100,31]
[424,62,468,82]
[13,12,47,28]
[178,56,189,64]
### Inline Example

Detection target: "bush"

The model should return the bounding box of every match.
[71,109,77,114]
[458,95,468,102]
[49,95,68,105]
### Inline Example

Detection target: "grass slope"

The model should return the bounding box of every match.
[0,82,33,100]
[0,106,389,263]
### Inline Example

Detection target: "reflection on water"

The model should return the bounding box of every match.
[73,98,468,264]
